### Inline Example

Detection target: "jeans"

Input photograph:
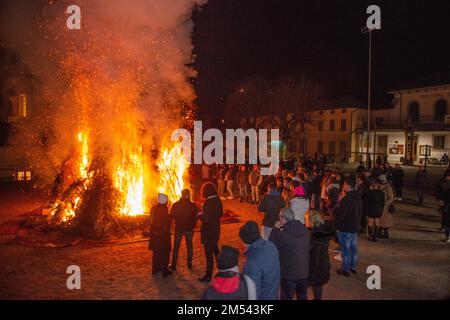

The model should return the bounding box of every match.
[336,231,358,273]
[226,180,234,197]
[444,225,450,238]
[394,184,402,198]
[262,226,272,240]
[280,278,308,300]
[203,242,219,278]
[171,231,193,268]
[238,184,248,201]
[417,187,424,204]
[217,179,225,197]
[312,286,323,300]
[251,185,259,203]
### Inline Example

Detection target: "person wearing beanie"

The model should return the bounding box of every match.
[239,221,280,300]
[257,183,285,240]
[269,208,311,300]
[198,182,223,282]
[202,246,257,300]
[148,193,172,278]
[169,189,199,271]
[378,175,395,239]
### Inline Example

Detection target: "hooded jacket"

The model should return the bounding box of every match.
[202,268,256,300]
[258,190,285,227]
[334,190,363,233]
[269,220,310,280]
[243,238,280,300]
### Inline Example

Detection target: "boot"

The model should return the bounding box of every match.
[373,226,379,242]
[367,226,374,241]
[383,229,390,239]
[377,227,385,239]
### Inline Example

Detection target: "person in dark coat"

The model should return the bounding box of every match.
[365,180,385,241]
[334,175,363,277]
[392,164,404,200]
[438,174,450,242]
[198,182,223,282]
[239,221,280,300]
[258,183,285,240]
[269,208,311,300]
[415,165,427,205]
[149,193,172,278]
[202,245,257,300]
[169,189,198,271]
[356,161,365,175]
[308,209,332,300]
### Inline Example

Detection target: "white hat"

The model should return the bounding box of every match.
[378,175,387,184]
[157,193,168,204]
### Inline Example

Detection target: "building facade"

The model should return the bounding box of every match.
[355,83,450,164]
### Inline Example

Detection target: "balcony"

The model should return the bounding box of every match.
[357,116,450,132]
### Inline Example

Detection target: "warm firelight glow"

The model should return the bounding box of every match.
[157,144,189,203]
[114,148,146,217]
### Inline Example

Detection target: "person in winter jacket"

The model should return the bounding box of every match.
[269,208,311,300]
[308,209,332,300]
[365,180,385,241]
[202,245,257,300]
[216,165,226,199]
[169,189,199,271]
[236,165,249,203]
[239,221,280,300]
[414,165,427,205]
[440,175,450,243]
[392,164,404,200]
[257,183,285,240]
[149,193,172,278]
[288,186,309,225]
[334,175,363,277]
[249,165,262,204]
[198,182,224,282]
[378,175,395,239]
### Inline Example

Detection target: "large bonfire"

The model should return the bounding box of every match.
[9,0,205,238]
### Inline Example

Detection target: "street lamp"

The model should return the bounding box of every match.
[362,26,374,169]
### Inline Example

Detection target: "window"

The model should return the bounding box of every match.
[341,119,347,131]
[433,136,445,150]
[329,120,335,131]
[288,140,298,153]
[317,141,323,154]
[328,141,336,156]
[435,99,448,121]
[339,141,347,154]
[318,121,323,131]
[408,102,420,123]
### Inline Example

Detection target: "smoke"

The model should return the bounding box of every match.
[1,0,206,185]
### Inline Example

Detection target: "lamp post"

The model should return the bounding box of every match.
[362,26,373,169]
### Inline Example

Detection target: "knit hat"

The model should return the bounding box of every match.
[378,175,387,184]
[217,246,239,271]
[157,193,168,204]
[239,221,260,244]
[294,186,305,197]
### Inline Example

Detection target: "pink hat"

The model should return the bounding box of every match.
[294,186,305,197]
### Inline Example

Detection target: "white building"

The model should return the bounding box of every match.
[355,79,450,165]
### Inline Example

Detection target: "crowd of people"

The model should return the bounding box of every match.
[147,157,450,300]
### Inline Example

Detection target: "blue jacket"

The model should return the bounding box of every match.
[243,237,280,300]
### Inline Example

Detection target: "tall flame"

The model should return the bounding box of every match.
[114,148,146,216]
[157,144,189,203]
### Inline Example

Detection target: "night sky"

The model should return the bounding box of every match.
[193,0,450,126]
